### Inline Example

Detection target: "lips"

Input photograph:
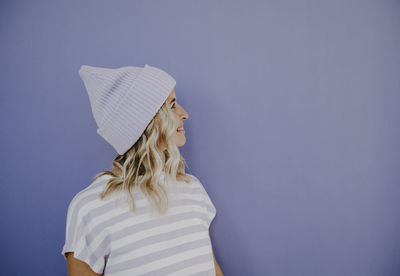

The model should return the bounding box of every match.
[176,124,184,131]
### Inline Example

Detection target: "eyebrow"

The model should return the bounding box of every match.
[169,98,176,104]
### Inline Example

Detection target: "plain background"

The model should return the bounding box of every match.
[1,0,399,275]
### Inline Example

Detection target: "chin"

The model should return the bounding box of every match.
[176,140,186,147]
[174,136,186,147]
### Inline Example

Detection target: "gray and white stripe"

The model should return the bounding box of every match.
[61,174,217,275]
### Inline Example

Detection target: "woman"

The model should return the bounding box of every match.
[61,64,223,276]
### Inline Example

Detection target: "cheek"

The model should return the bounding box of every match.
[173,113,180,123]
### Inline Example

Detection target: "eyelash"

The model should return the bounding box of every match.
[171,103,176,109]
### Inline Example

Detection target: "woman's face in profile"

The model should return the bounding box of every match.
[167,89,189,147]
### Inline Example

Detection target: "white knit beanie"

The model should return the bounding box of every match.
[78,64,176,155]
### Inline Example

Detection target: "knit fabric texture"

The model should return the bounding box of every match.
[78,64,176,155]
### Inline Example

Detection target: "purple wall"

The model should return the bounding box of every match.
[1,0,399,275]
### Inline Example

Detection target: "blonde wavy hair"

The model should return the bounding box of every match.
[92,99,192,215]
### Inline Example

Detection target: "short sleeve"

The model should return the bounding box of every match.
[61,195,109,274]
[191,175,217,228]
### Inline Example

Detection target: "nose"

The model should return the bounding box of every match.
[179,105,189,120]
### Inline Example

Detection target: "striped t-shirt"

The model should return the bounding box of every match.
[61,173,217,275]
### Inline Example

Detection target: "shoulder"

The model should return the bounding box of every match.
[185,173,202,185]
[184,173,217,224]
[181,173,203,189]
[66,174,112,217]
[183,173,209,194]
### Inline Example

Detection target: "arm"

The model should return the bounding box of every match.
[65,252,103,276]
[209,232,224,276]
